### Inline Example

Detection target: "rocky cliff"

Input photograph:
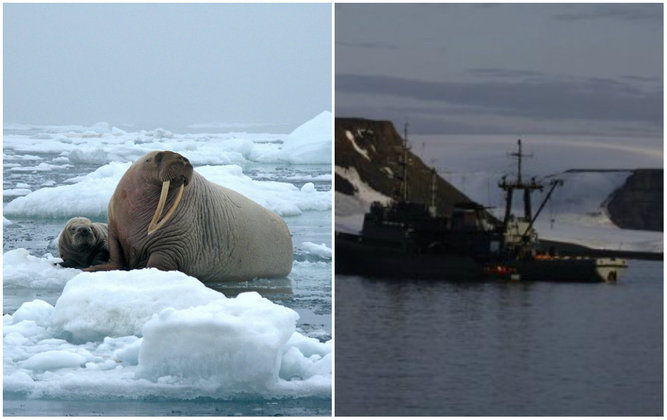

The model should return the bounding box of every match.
[606,169,663,231]
[335,117,475,216]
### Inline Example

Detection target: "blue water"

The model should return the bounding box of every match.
[335,260,663,416]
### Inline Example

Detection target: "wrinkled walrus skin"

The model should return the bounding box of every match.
[58,217,110,269]
[86,150,293,282]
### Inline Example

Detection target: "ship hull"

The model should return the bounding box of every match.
[336,233,627,283]
[335,233,484,281]
[509,257,627,283]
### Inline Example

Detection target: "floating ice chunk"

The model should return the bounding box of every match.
[4,216,14,225]
[51,269,223,343]
[5,155,41,162]
[4,371,34,393]
[65,160,131,184]
[89,122,112,133]
[280,332,332,381]
[11,299,54,328]
[4,320,50,343]
[145,128,174,139]
[251,111,331,164]
[3,267,331,399]
[3,188,32,197]
[300,242,332,259]
[285,332,332,358]
[301,182,316,193]
[21,350,87,371]
[4,161,131,219]
[91,335,144,366]
[9,162,71,172]
[68,147,113,165]
[280,345,331,381]
[113,338,142,365]
[136,292,299,391]
[111,126,127,136]
[3,137,77,154]
[3,249,79,289]
[198,166,331,216]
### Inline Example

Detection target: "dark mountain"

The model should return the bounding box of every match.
[606,169,663,231]
[335,117,475,216]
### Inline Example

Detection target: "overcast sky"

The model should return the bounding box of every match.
[336,3,663,137]
[4,3,331,133]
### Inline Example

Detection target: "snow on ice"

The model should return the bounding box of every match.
[251,111,332,164]
[3,259,332,399]
[4,249,79,289]
[4,112,331,168]
[300,242,332,260]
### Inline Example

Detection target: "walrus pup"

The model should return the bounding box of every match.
[58,217,110,268]
[86,150,293,282]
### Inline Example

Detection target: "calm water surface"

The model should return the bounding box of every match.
[335,260,663,416]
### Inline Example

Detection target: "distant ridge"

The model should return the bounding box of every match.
[606,169,663,231]
[335,117,479,216]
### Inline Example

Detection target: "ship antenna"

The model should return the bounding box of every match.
[430,167,438,217]
[510,138,532,184]
[402,123,409,202]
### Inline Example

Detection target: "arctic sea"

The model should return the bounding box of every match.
[3,112,332,416]
[336,260,663,416]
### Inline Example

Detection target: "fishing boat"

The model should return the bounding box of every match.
[335,134,627,283]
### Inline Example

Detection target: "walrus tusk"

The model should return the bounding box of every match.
[148,180,170,232]
[147,181,184,235]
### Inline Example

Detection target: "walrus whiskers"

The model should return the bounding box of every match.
[147,181,184,235]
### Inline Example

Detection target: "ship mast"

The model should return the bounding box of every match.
[391,122,413,204]
[499,139,543,228]
[402,123,409,202]
[429,167,438,217]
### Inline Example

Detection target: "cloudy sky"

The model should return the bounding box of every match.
[336,4,662,137]
[4,3,331,133]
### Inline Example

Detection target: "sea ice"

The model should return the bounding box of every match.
[5,162,331,219]
[3,249,79,289]
[3,264,331,399]
[251,111,332,164]
[51,269,224,343]
[3,115,332,402]
[300,242,332,259]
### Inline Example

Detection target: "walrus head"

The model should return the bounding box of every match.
[144,151,194,235]
[66,217,98,247]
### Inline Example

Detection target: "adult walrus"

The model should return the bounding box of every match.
[58,217,110,269]
[86,150,293,282]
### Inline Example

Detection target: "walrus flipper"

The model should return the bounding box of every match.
[59,259,83,269]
